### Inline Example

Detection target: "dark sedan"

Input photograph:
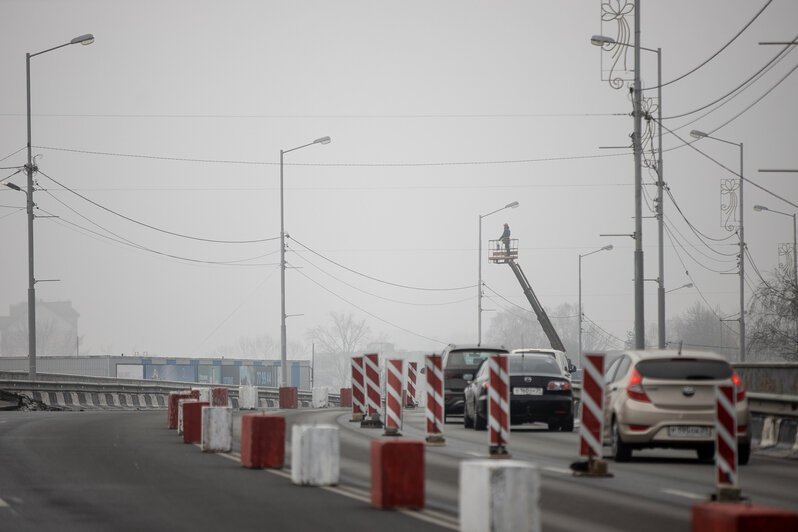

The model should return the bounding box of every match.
[463,352,574,431]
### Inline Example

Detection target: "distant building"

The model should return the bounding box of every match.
[0,301,79,357]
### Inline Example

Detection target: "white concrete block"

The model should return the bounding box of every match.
[177,398,192,435]
[238,385,258,410]
[201,406,233,452]
[459,459,540,532]
[312,387,330,408]
[193,387,211,403]
[291,424,340,486]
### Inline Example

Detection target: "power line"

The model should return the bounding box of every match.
[38,169,279,244]
[289,236,476,292]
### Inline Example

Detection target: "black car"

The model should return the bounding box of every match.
[441,344,507,421]
[463,351,574,431]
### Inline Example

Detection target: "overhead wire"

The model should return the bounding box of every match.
[38,169,279,244]
[289,236,476,292]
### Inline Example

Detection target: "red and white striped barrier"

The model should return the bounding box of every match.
[351,356,365,421]
[716,384,738,490]
[425,354,445,445]
[488,352,510,457]
[579,353,605,460]
[362,353,382,427]
[384,359,404,435]
[406,362,418,408]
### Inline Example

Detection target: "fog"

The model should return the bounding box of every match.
[1,1,796,359]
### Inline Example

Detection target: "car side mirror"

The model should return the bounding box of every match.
[463,373,473,382]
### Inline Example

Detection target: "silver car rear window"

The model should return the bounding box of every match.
[508,355,562,376]
[636,359,732,380]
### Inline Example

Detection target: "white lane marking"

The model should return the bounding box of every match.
[0,497,9,508]
[543,466,573,475]
[661,488,706,500]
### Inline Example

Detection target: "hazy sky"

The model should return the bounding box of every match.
[1,1,796,358]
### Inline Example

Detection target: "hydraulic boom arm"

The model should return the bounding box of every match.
[506,259,566,352]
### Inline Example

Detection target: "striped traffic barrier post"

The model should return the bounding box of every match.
[575,353,611,477]
[361,353,383,428]
[715,384,740,501]
[425,354,445,445]
[488,352,511,458]
[350,356,365,422]
[384,359,404,436]
[405,362,418,408]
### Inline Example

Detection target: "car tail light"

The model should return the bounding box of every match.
[547,381,569,391]
[629,425,649,432]
[738,425,747,434]
[732,370,746,401]
[626,367,650,402]
[482,382,489,390]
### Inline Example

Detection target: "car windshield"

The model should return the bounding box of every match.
[636,358,732,380]
[446,350,493,367]
[508,355,562,376]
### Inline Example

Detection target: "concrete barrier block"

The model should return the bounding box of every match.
[211,387,229,407]
[691,502,798,531]
[177,398,194,434]
[459,459,541,532]
[202,406,233,452]
[182,401,210,444]
[291,424,339,486]
[239,385,258,410]
[760,416,778,448]
[370,439,424,509]
[241,414,285,469]
[312,387,329,408]
[193,387,211,403]
[168,390,199,429]
[279,387,298,409]
[340,388,352,408]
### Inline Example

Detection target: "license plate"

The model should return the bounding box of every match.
[513,387,542,396]
[668,426,712,438]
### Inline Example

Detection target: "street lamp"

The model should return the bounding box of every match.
[753,204,797,334]
[665,282,693,294]
[578,244,613,368]
[279,136,331,387]
[591,33,661,349]
[22,33,94,381]
[477,201,519,345]
[690,129,746,361]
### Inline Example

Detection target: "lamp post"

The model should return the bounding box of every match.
[592,33,664,349]
[477,201,519,345]
[578,244,613,367]
[279,136,331,387]
[690,130,745,361]
[21,33,94,381]
[753,204,798,336]
[591,30,657,349]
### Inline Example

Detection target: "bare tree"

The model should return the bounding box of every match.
[667,302,738,358]
[306,311,371,389]
[747,265,798,361]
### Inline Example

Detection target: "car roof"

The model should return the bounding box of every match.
[444,344,507,352]
[511,348,564,356]
[620,349,728,362]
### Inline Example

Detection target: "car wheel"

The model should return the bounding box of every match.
[611,417,632,462]
[547,420,560,431]
[561,415,574,432]
[739,442,751,466]
[696,444,714,461]
[474,405,487,431]
[463,401,474,429]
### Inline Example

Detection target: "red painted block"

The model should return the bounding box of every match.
[692,502,798,532]
[340,388,352,408]
[279,387,298,409]
[182,401,210,443]
[167,390,199,429]
[211,387,228,407]
[240,414,285,469]
[370,439,424,510]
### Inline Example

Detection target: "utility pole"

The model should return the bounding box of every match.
[633,2,645,349]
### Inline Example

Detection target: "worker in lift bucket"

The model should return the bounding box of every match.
[500,223,511,255]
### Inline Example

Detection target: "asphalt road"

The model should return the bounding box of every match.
[1,407,797,532]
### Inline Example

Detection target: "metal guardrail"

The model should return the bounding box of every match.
[0,371,338,408]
